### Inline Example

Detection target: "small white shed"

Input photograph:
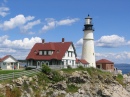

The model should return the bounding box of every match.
[0,55,19,70]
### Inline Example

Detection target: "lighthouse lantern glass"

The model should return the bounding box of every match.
[86,18,91,24]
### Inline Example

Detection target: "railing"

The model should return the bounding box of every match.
[0,68,41,81]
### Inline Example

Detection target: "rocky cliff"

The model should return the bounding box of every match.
[0,67,130,97]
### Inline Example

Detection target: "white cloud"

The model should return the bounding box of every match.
[0,48,16,53]
[75,35,128,48]
[0,35,42,49]
[42,18,56,32]
[127,41,130,45]
[0,35,42,59]
[20,19,41,33]
[0,14,35,30]
[0,6,9,17]
[57,18,79,26]
[95,35,126,48]
[95,52,130,63]
[75,38,83,47]
[42,18,79,32]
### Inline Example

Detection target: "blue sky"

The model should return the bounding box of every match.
[0,0,130,63]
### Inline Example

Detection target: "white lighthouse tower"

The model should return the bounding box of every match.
[81,15,96,68]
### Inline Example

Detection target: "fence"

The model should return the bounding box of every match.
[0,68,41,81]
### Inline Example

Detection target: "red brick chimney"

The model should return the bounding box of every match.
[42,39,45,43]
[62,38,65,43]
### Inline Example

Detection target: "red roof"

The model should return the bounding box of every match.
[0,55,10,62]
[76,58,89,64]
[26,42,76,60]
[96,59,114,64]
[0,55,16,62]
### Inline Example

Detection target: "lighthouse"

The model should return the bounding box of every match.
[81,15,96,68]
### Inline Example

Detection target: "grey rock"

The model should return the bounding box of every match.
[0,84,4,89]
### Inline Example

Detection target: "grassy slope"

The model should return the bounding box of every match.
[0,70,24,74]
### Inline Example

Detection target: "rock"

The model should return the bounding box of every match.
[15,77,24,86]
[59,90,66,95]
[32,75,38,81]
[73,92,80,97]
[22,76,28,80]
[27,87,33,94]
[51,81,67,90]
[65,93,73,97]
[102,89,111,97]
[104,78,112,84]
[126,84,130,92]
[78,89,85,94]
[98,75,103,81]
[0,84,4,89]
[6,84,13,90]
[28,77,33,82]
[25,81,30,85]
[68,76,86,83]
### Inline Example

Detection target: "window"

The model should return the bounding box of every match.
[44,51,47,55]
[68,51,73,57]
[48,51,52,55]
[72,60,74,65]
[39,51,42,55]
[66,60,68,64]
[71,52,73,57]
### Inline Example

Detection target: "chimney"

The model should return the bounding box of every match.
[42,39,45,43]
[62,38,65,43]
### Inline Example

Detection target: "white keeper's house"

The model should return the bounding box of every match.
[26,38,79,69]
[0,55,19,70]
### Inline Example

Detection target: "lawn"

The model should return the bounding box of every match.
[0,70,24,74]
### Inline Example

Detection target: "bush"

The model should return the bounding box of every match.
[78,65,84,69]
[66,84,79,93]
[6,87,21,97]
[67,65,72,69]
[116,74,124,85]
[42,64,51,74]
[51,70,64,82]
[25,67,35,70]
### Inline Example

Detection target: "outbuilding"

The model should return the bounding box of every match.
[0,55,19,70]
[96,59,114,72]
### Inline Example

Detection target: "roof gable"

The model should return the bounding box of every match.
[0,55,17,62]
[96,59,114,64]
[26,42,76,60]
[76,58,89,64]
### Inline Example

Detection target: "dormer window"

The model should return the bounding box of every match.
[39,50,53,56]
[48,51,53,55]
[39,51,42,55]
[43,51,47,55]
[57,50,60,53]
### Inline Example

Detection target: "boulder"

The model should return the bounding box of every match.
[68,76,86,84]
[15,77,24,86]
[22,76,28,80]
[78,89,85,94]
[0,84,4,89]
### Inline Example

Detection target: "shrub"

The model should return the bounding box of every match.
[42,64,51,74]
[66,84,79,93]
[6,87,21,97]
[25,67,35,70]
[116,74,124,85]
[51,70,64,82]
[67,65,72,69]
[78,65,84,69]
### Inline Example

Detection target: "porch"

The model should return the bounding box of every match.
[1,62,19,70]
[27,59,64,69]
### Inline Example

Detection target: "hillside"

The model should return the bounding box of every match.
[0,65,130,97]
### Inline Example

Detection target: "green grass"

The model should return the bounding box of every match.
[66,84,79,93]
[0,70,24,74]
[116,74,124,85]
